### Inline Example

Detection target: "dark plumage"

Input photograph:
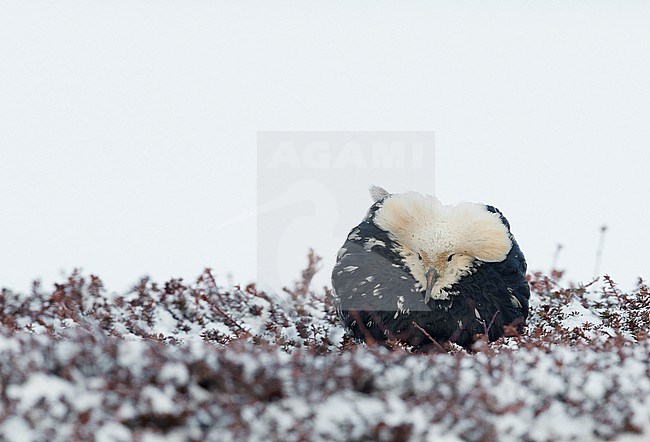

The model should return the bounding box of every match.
[331,186,530,350]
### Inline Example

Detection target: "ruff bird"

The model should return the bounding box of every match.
[332,186,530,349]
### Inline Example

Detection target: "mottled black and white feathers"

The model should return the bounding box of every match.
[332,186,530,349]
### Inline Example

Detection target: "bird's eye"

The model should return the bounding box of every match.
[447,254,455,262]
[417,253,423,261]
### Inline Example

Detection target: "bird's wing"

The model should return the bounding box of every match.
[484,204,530,308]
[332,239,429,322]
[500,239,530,318]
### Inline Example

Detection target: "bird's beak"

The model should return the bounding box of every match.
[424,268,439,304]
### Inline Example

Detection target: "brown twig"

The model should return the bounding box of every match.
[412,321,446,352]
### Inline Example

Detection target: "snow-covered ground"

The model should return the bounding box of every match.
[0,263,648,441]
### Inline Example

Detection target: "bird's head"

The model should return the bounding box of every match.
[370,187,512,302]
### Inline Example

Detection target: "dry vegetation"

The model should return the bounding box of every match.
[0,252,648,441]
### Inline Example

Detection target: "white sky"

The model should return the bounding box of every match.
[1,2,649,293]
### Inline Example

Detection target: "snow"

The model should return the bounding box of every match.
[95,423,132,442]
[0,270,647,440]
[528,402,595,441]
[314,392,385,439]
[7,374,74,413]
[118,339,148,376]
[583,372,608,400]
[0,417,32,442]
[141,385,176,414]
[158,362,189,386]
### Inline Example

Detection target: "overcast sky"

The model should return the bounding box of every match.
[1,2,649,294]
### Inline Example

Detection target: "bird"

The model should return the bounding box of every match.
[331,186,530,350]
